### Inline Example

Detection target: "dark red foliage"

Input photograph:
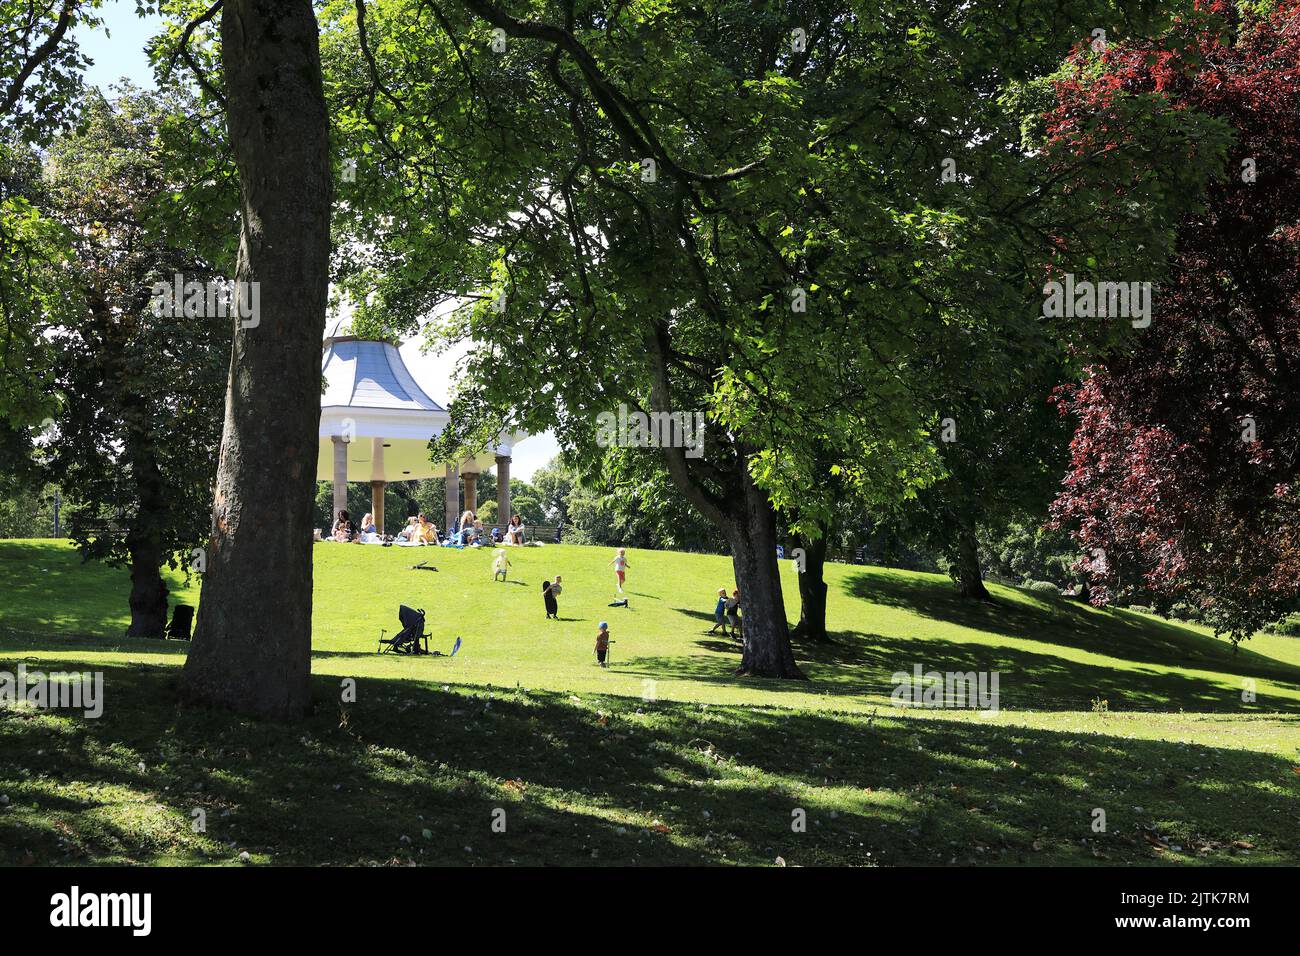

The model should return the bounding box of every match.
[1048,1,1300,640]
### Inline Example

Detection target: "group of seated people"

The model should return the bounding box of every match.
[437,510,529,547]
[326,508,529,547]
[329,510,383,543]
[396,512,440,545]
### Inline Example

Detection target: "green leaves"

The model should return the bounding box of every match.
[317,0,1214,544]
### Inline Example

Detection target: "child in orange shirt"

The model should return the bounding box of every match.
[595,622,611,667]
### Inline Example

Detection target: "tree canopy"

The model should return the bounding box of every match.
[315,0,1224,675]
[1048,1,1300,641]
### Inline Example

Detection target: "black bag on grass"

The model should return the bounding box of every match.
[167,604,194,641]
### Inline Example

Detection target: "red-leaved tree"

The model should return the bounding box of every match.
[1048,1,1300,642]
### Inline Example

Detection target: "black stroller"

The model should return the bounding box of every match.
[377,605,430,655]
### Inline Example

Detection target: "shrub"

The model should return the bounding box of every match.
[1264,615,1300,637]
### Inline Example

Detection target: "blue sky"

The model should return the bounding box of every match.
[73,0,161,91]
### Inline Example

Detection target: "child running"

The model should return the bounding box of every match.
[595,622,611,667]
[492,549,511,582]
[609,548,630,593]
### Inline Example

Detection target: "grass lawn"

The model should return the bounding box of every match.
[1,538,1297,866]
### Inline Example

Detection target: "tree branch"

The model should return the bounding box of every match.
[161,0,226,105]
[0,0,80,119]
[456,0,761,184]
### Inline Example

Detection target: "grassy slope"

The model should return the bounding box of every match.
[1,539,1297,866]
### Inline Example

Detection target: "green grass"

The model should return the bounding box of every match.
[1,539,1297,866]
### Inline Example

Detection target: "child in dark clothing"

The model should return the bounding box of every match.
[595,622,610,667]
[543,579,559,619]
[725,589,742,639]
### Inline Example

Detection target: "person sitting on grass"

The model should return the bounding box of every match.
[331,510,356,542]
[505,513,526,545]
[708,587,729,636]
[492,549,512,582]
[414,513,439,545]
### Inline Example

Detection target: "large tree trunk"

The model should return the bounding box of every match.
[728,469,805,679]
[645,330,803,679]
[790,529,831,644]
[125,543,168,638]
[954,526,991,601]
[115,313,170,639]
[181,0,333,721]
[124,447,168,638]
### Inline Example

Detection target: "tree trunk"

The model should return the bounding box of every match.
[124,448,168,638]
[181,0,333,721]
[126,552,168,636]
[118,321,170,639]
[728,469,805,679]
[954,526,991,601]
[790,529,831,643]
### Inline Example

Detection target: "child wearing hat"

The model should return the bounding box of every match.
[595,622,611,667]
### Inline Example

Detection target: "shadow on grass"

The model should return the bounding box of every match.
[626,631,1300,711]
[0,663,1296,866]
[675,608,720,624]
[0,540,199,642]
[0,628,191,656]
[657,575,1300,712]
[845,569,1294,677]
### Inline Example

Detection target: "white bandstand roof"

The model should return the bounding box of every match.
[316,321,518,482]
